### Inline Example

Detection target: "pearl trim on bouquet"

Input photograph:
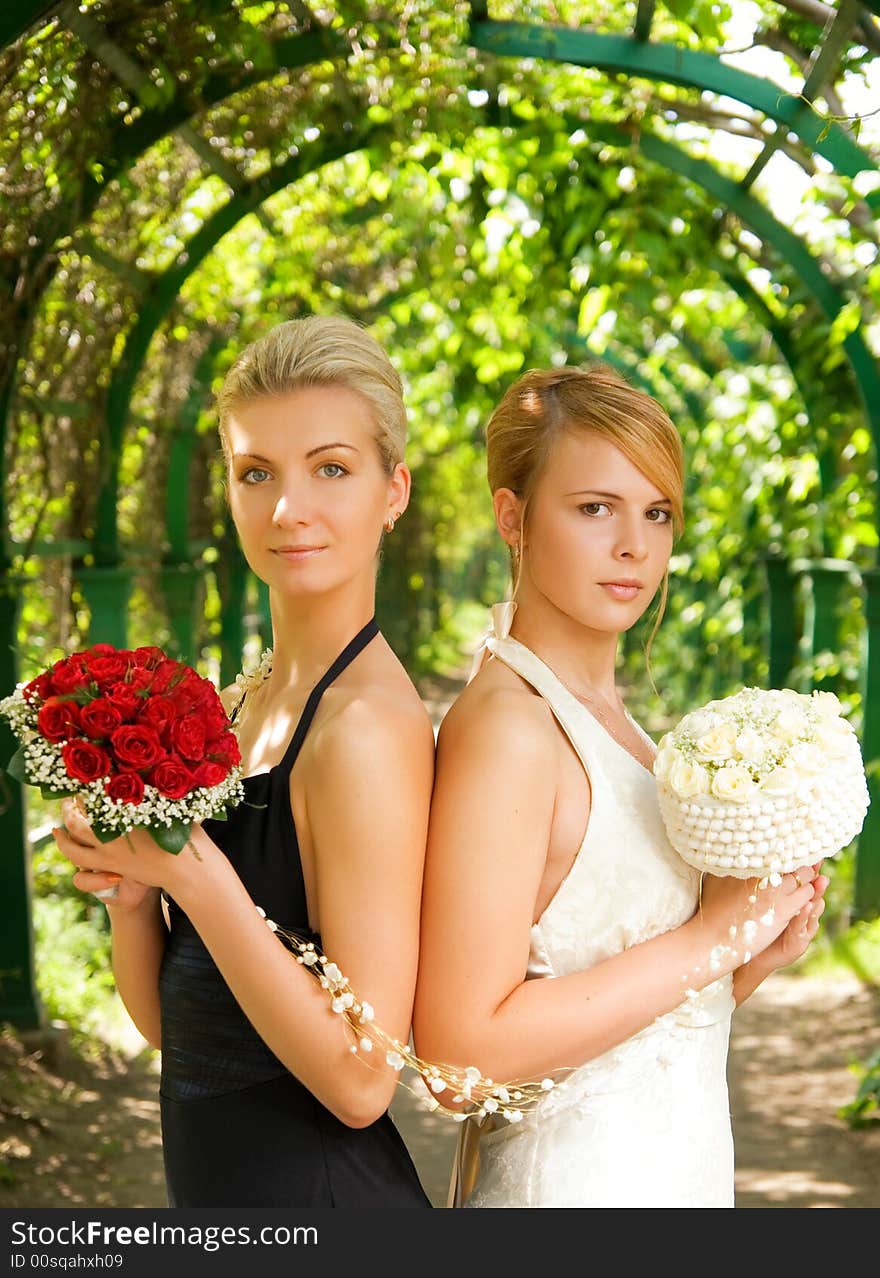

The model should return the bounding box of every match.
[654,687,870,878]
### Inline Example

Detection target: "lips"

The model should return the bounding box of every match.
[599,580,643,600]
[271,545,326,561]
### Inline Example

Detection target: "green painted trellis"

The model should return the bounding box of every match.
[2,1,879,1028]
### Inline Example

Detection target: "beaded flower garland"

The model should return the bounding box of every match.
[654,687,870,878]
[235,647,556,1124]
[257,908,554,1123]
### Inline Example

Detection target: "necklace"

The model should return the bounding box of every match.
[555,676,658,772]
[554,674,640,754]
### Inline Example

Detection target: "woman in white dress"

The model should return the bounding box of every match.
[413,364,828,1209]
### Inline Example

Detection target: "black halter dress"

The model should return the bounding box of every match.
[158,618,431,1207]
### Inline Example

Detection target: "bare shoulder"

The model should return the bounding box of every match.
[308,675,435,780]
[436,655,557,769]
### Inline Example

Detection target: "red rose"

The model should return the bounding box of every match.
[147,759,195,799]
[124,668,155,694]
[23,671,54,703]
[104,770,145,804]
[110,723,164,769]
[79,698,123,740]
[107,682,142,721]
[61,739,111,783]
[86,643,118,658]
[192,761,229,788]
[200,702,229,737]
[171,715,206,763]
[51,659,91,695]
[151,659,188,694]
[138,696,176,738]
[84,653,130,686]
[131,646,166,669]
[207,731,241,768]
[167,681,201,714]
[36,697,81,742]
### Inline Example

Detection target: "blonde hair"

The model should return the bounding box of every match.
[486,363,685,660]
[216,315,406,473]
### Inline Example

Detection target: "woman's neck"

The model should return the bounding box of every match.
[266,584,376,693]
[510,602,621,704]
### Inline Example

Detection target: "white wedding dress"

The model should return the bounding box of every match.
[453,613,736,1209]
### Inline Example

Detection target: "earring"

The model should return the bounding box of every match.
[385,514,397,533]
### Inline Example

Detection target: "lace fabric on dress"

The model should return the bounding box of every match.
[450,605,735,1209]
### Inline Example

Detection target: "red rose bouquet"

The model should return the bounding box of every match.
[1,643,245,853]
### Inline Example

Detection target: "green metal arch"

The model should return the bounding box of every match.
[7,10,878,444]
[8,9,879,545]
[469,21,880,207]
[97,117,875,563]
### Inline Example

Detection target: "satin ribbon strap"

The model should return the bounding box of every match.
[467,600,517,682]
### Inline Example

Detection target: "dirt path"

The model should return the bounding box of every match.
[1,969,877,1209]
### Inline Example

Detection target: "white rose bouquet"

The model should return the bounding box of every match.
[654,687,870,878]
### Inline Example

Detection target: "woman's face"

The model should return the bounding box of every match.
[505,429,675,634]
[225,386,408,597]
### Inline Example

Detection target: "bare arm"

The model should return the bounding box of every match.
[413,689,817,1084]
[104,891,166,1048]
[69,868,167,1049]
[58,696,434,1128]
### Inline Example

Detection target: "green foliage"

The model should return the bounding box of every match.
[840,1048,880,1129]
[32,895,116,1038]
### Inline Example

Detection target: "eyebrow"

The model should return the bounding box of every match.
[233,444,361,464]
[565,489,673,504]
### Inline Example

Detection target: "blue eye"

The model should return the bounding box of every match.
[242,468,271,484]
[318,462,349,479]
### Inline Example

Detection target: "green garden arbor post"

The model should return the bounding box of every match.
[797,558,863,695]
[763,553,801,690]
[857,569,880,918]
[0,567,40,1027]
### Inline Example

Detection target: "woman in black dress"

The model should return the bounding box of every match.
[54,316,434,1207]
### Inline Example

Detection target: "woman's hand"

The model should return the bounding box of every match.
[754,868,828,973]
[71,868,156,913]
[54,795,197,897]
[696,862,819,969]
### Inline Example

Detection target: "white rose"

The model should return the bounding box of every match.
[814,717,854,759]
[694,722,738,762]
[683,709,721,737]
[774,706,809,743]
[667,758,711,799]
[653,742,677,781]
[734,728,767,765]
[788,742,824,774]
[711,764,758,803]
[759,766,799,796]
[811,690,842,718]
